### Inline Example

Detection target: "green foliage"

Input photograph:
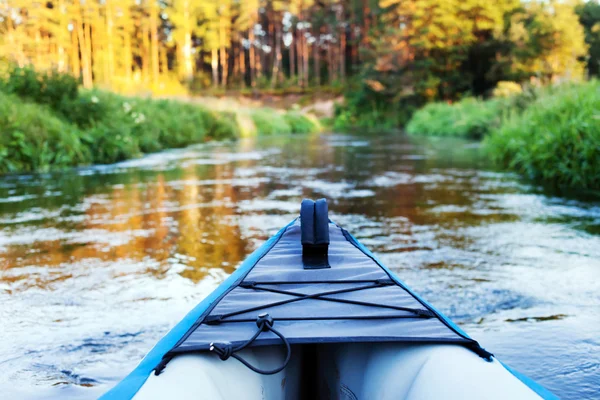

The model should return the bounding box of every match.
[81,120,140,164]
[207,111,241,140]
[0,93,89,173]
[500,1,587,82]
[57,89,113,128]
[339,0,589,129]
[406,98,510,139]
[248,109,320,135]
[0,66,321,174]
[283,112,319,134]
[485,81,600,191]
[133,99,210,150]
[333,80,417,131]
[250,109,292,135]
[0,65,79,110]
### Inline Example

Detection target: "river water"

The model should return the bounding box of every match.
[0,134,598,399]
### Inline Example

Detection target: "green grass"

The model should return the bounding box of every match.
[485,81,600,191]
[283,112,320,134]
[249,109,320,135]
[0,92,89,173]
[406,97,510,139]
[0,66,318,174]
[250,109,292,135]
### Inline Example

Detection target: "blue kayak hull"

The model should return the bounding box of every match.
[101,218,557,400]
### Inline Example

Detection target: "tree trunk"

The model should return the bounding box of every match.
[56,0,67,72]
[181,31,193,81]
[289,26,295,80]
[362,0,370,51]
[142,18,150,83]
[313,32,320,86]
[105,0,115,80]
[219,17,228,87]
[233,42,239,85]
[303,32,309,87]
[82,17,93,88]
[271,21,282,88]
[256,40,263,83]
[327,41,333,84]
[149,0,160,88]
[240,41,246,87]
[180,1,194,81]
[211,47,219,87]
[340,29,346,81]
[160,44,168,75]
[249,28,255,88]
[77,16,91,87]
[70,25,80,78]
[296,29,303,87]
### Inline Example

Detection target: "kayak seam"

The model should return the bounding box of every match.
[157,220,295,363]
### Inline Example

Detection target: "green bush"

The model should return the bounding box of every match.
[59,92,239,154]
[251,109,292,135]
[57,89,114,128]
[332,78,419,131]
[134,99,207,149]
[0,93,89,173]
[485,81,600,191]
[283,112,319,134]
[0,65,79,110]
[406,97,510,139]
[210,111,241,140]
[0,66,317,174]
[81,120,141,164]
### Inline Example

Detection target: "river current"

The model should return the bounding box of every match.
[0,134,598,399]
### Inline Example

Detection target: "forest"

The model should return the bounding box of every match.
[0,0,599,190]
[1,1,597,97]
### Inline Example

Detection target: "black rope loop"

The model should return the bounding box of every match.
[209,313,291,375]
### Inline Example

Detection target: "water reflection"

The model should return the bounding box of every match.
[0,134,598,399]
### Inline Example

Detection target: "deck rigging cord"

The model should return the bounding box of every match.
[154,278,437,376]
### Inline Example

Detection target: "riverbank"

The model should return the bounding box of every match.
[404,81,600,192]
[0,67,320,174]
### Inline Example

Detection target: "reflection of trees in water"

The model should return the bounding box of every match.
[0,160,253,286]
[0,135,520,289]
[176,163,248,282]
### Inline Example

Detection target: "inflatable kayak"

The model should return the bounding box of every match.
[102,199,557,400]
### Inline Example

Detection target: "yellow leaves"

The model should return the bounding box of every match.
[492,81,522,98]
[505,0,587,80]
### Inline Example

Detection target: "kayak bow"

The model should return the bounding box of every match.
[102,199,557,400]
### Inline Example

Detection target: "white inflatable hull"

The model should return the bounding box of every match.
[134,343,542,400]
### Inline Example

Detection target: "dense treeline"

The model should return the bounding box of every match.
[338,0,600,128]
[1,0,599,98]
[0,0,367,93]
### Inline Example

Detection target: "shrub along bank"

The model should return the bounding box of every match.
[405,81,600,192]
[0,66,320,174]
[405,97,511,140]
[484,81,600,191]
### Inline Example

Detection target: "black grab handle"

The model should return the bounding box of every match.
[300,199,330,269]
